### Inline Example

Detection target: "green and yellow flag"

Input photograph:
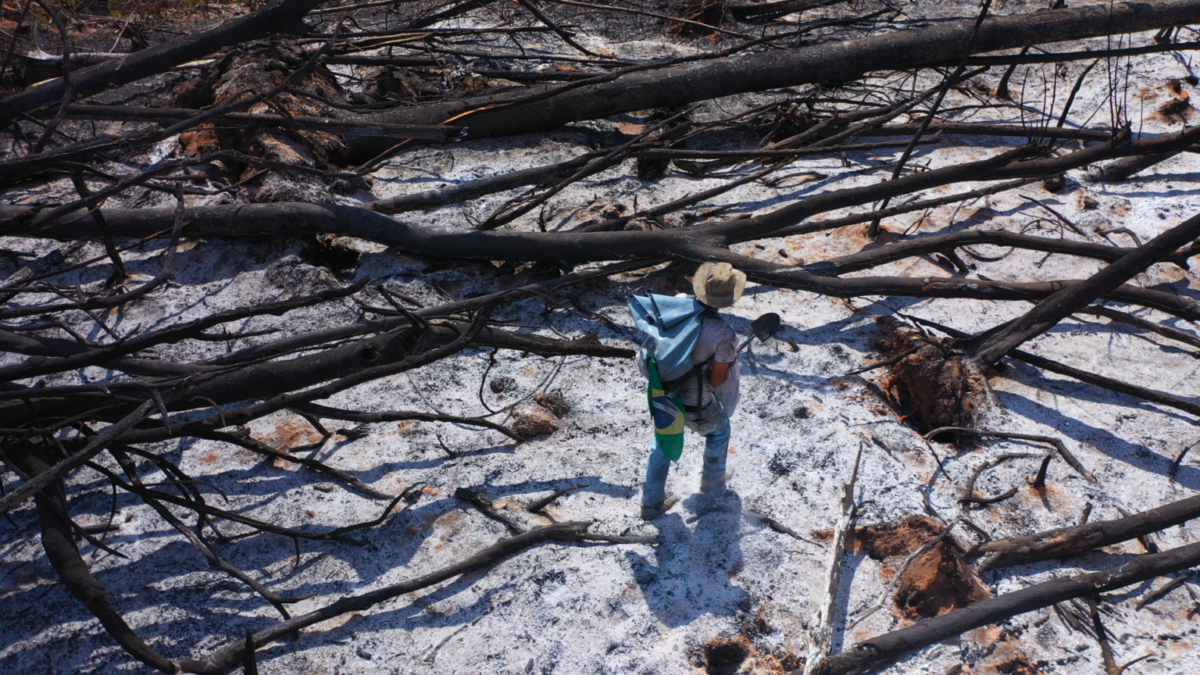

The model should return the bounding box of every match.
[646,355,686,461]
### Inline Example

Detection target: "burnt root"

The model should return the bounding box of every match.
[875,317,993,436]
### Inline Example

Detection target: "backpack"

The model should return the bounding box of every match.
[628,294,707,383]
[628,294,708,461]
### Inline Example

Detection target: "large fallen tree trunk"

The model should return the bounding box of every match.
[806,539,1200,675]
[0,0,324,125]
[699,245,1200,322]
[975,492,1200,571]
[348,0,1200,144]
[0,322,632,435]
[4,201,1196,321]
[962,210,1200,366]
[10,114,1200,242]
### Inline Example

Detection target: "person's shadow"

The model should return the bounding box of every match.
[624,491,748,627]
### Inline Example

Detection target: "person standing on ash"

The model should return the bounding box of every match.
[630,262,746,521]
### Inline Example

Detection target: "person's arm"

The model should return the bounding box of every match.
[710,360,731,388]
[709,322,737,389]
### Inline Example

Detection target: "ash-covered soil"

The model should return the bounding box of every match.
[3,1,1200,674]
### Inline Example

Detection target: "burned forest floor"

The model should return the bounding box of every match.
[2,1,1200,674]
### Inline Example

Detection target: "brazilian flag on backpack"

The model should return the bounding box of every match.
[629,294,707,462]
[646,354,686,461]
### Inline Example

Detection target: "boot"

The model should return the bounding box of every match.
[640,492,679,520]
[700,468,734,494]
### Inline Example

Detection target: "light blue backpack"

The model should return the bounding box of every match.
[628,294,707,384]
[628,294,708,461]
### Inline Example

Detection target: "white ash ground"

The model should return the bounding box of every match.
[4,5,1200,675]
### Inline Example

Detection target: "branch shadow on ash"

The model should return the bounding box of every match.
[700,155,945,218]
[250,535,600,672]
[1049,314,1200,343]
[1096,173,1200,199]
[624,491,748,628]
[36,237,287,291]
[830,547,869,655]
[0,536,318,665]
[315,438,521,474]
[992,376,1200,490]
[251,569,510,669]
[461,476,636,502]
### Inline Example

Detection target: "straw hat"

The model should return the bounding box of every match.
[693,262,746,308]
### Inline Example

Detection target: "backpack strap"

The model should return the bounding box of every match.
[661,364,697,395]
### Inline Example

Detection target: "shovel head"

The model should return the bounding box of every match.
[750,313,782,342]
[738,312,783,352]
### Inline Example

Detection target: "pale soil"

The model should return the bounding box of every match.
[2,2,1200,674]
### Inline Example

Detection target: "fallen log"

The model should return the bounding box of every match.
[722,250,1200,322]
[817,229,1143,276]
[975,492,1200,571]
[4,201,1197,324]
[0,0,325,125]
[62,104,462,141]
[805,443,862,675]
[0,322,633,429]
[806,539,1200,675]
[728,0,848,23]
[961,211,1200,366]
[11,119,1200,257]
[0,401,154,517]
[4,441,179,673]
[0,279,369,383]
[348,0,1200,144]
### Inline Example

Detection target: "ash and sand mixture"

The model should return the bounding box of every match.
[3,1,1200,674]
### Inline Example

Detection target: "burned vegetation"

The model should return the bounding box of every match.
[3,0,1200,673]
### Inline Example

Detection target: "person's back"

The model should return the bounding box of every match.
[671,314,739,412]
[640,262,745,520]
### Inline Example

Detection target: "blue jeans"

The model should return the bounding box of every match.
[642,402,732,508]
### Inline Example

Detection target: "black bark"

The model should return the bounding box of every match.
[963,211,1200,366]
[813,540,1200,675]
[5,442,178,673]
[0,0,325,124]
[977,492,1200,571]
[347,1,1200,144]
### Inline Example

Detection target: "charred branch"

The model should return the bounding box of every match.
[961,211,1200,366]
[349,1,1200,143]
[176,521,651,674]
[4,441,178,673]
[975,492,1200,572]
[814,540,1200,675]
[0,0,325,125]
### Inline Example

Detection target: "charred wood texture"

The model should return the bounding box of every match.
[963,211,1200,366]
[976,493,1200,571]
[4,0,1200,672]
[814,540,1200,675]
[350,1,1200,144]
[0,0,326,124]
[5,442,178,673]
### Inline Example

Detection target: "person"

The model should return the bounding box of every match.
[641,262,745,520]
